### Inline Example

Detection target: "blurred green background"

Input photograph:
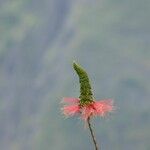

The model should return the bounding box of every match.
[0,0,150,150]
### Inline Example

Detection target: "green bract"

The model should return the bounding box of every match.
[73,62,94,106]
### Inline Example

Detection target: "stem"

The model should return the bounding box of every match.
[87,118,99,150]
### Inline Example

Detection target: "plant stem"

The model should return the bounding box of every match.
[87,118,99,150]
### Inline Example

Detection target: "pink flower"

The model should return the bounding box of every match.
[62,98,114,121]
[61,98,80,116]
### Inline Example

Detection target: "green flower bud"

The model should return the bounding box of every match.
[73,62,94,106]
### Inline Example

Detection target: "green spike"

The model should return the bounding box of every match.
[73,62,94,106]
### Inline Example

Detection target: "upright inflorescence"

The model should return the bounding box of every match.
[73,62,94,106]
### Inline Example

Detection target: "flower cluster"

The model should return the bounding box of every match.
[61,62,115,150]
[62,97,114,121]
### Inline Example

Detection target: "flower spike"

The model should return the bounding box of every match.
[73,62,93,106]
[62,61,114,120]
[61,61,115,150]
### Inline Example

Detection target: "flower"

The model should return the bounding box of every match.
[62,97,114,121]
[61,98,80,116]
